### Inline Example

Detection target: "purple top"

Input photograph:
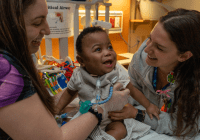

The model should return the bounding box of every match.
[0,52,36,139]
[0,54,24,107]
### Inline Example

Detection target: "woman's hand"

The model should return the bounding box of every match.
[100,82,130,119]
[95,105,103,114]
[108,103,138,121]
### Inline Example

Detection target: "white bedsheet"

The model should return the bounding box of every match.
[139,130,200,140]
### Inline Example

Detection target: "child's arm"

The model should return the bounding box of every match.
[126,82,160,120]
[55,88,78,114]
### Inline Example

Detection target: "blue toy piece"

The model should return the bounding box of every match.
[57,73,68,89]
[60,113,68,118]
[55,84,60,90]
[61,121,67,126]
[65,61,70,66]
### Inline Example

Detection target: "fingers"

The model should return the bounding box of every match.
[108,112,124,121]
[149,112,160,120]
[122,88,130,96]
[158,109,160,114]
[155,113,160,120]
[113,82,123,91]
[112,83,130,97]
[117,88,130,98]
[154,110,160,120]
[97,106,103,114]
[109,115,123,121]
[109,110,123,113]
[149,114,153,120]
[109,104,137,120]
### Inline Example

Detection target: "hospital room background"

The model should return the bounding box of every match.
[36,0,200,69]
[33,0,200,139]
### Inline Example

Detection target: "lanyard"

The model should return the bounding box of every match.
[152,67,170,91]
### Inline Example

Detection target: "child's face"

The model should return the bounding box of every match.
[80,31,116,76]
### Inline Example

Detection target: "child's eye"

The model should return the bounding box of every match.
[95,48,101,52]
[108,46,113,50]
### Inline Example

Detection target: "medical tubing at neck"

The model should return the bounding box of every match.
[89,86,113,106]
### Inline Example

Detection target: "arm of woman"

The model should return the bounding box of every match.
[0,93,100,140]
[0,53,101,139]
[55,88,78,114]
[112,58,175,135]
[127,83,160,120]
[108,104,182,136]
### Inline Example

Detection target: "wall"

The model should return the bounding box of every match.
[162,0,200,11]
[105,0,130,55]
[129,0,157,54]
[129,22,156,53]
[39,0,130,61]
[129,0,200,54]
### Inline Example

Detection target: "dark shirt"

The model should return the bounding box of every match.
[0,51,36,140]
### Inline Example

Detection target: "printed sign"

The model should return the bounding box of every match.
[45,2,75,38]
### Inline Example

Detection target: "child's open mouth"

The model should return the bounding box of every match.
[103,60,113,67]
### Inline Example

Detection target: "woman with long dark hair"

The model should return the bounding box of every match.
[109,8,200,139]
[0,0,129,139]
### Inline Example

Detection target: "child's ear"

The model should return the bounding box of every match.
[76,55,85,67]
[178,51,193,62]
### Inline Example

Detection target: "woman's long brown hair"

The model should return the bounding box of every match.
[0,0,55,115]
[160,9,200,138]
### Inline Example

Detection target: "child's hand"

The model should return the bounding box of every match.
[146,103,160,120]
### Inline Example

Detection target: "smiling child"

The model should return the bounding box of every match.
[56,26,160,140]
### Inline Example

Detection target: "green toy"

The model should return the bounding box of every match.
[79,100,91,114]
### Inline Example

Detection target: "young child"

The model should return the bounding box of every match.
[56,26,160,140]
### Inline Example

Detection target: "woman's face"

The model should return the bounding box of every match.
[144,22,182,72]
[24,0,50,54]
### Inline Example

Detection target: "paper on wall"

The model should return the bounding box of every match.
[45,2,75,38]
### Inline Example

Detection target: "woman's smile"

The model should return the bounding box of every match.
[147,55,157,60]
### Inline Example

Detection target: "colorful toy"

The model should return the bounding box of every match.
[38,56,77,95]
[57,73,68,89]
[44,78,57,95]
